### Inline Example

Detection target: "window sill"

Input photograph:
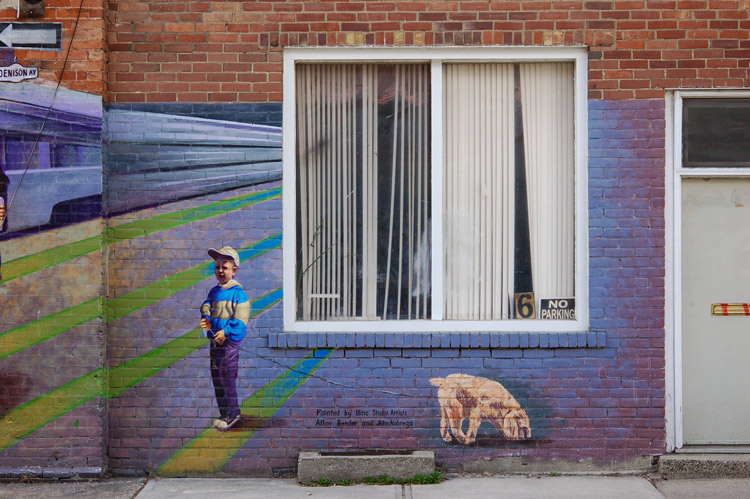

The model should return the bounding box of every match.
[269,331,607,349]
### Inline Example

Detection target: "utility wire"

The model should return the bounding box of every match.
[239,342,425,398]
[7,1,86,210]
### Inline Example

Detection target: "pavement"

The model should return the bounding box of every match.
[1,475,750,499]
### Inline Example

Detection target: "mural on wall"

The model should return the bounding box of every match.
[1,94,541,476]
[201,246,250,432]
[0,81,106,471]
[0,97,297,473]
[0,165,6,276]
[431,374,531,445]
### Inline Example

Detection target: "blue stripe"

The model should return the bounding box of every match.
[251,288,283,316]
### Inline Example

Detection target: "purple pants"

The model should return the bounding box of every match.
[210,340,241,420]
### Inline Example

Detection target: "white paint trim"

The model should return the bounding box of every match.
[677,168,750,177]
[673,91,685,450]
[283,319,587,333]
[282,52,297,331]
[284,46,587,63]
[675,89,750,98]
[430,59,444,321]
[664,91,676,453]
[669,88,750,450]
[282,47,589,333]
[574,50,590,330]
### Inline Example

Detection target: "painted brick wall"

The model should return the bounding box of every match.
[94,98,665,476]
[0,0,686,478]
[0,1,107,476]
[108,0,750,103]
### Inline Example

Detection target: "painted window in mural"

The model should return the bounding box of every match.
[286,49,587,331]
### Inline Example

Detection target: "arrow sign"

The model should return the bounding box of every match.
[0,23,62,50]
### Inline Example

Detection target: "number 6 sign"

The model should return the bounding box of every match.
[515,292,536,319]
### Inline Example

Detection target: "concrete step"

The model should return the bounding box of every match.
[659,453,750,478]
[297,450,435,484]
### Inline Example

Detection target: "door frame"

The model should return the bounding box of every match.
[667,89,750,452]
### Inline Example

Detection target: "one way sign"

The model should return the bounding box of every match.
[0,23,62,51]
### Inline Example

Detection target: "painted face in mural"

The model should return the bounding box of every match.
[214,258,237,286]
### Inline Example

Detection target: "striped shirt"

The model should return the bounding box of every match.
[200,279,250,342]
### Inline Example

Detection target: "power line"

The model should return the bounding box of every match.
[239,343,425,398]
[6,1,86,210]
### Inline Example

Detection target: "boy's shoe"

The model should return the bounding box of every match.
[213,418,222,428]
[217,414,241,432]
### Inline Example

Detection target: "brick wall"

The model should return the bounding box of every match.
[97,99,665,476]
[0,0,712,477]
[107,0,750,103]
[0,0,107,95]
[0,1,107,476]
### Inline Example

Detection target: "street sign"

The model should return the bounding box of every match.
[0,23,62,50]
[0,62,38,82]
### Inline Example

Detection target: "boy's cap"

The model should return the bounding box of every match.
[208,246,240,267]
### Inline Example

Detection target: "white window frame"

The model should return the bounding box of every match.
[666,89,750,451]
[282,47,589,333]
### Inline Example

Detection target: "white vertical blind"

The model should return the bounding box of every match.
[361,64,378,319]
[296,64,365,320]
[520,62,576,300]
[296,60,575,323]
[443,63,516,320]
[296,63,431,321]
[443,62,575,320]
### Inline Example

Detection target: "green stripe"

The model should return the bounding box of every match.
[102,187,281,245]
[0,369,104,452]
[157,348,333,476]
[109,288,280,394]
[0,235,282,360]
[108,333,209,396]
[106,233,282,321]
[0,290,284,453]
[0,238,102,284]
[0,187,281,283]
[0,299,102,360]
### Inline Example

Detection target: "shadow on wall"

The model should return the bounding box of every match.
[0,372,32,417]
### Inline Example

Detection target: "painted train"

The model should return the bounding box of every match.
[0,83,102,233]
[105,108,282,215]
[0,83,282,235]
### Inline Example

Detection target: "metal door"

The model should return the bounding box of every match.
[682,177,750,444]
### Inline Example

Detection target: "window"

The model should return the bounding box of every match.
[283,48,588,333]
[682,98,750,168]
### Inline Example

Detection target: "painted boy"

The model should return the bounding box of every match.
[200,246,250,431]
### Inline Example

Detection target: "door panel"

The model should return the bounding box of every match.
[682,177,750,444]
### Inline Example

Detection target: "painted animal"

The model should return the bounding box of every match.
[430,373,531,444]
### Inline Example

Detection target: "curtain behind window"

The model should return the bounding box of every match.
[443,62,575,320]
[295,64,432,321]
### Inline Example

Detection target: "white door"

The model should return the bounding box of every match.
[682,177,750,444]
